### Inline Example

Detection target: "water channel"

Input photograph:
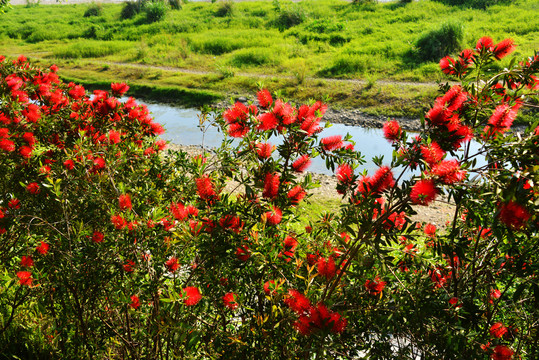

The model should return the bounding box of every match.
[142,101,484,176]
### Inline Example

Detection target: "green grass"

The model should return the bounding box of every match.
[0,0,537,116]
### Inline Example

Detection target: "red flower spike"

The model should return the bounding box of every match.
[17,271,33,286]
[317,257,337,280]
[410,179,438,206]
[424,223,437,237]
[130,295,140,309]
[64,159,75,170]
[420,142,445,166]
[383,120,402,143]
[182,287,202,306]
[257,89,273,108]
[365,277,387,296]
[21,255,34,268]
[491,345,513,360]
[255,142,274,159]
[493,39,515,60]
[236,245,251,261]
[292,154,311,172]
[111,214,127,230]
[223,292,238,310]
[336,163,353,184]
[196,176,218,202]
[262,173,280,200]
[476,36,494,52]
[257,112,278,131]
[431,159,466,185]
[498,201,530,230]
[439,56,456,75]
[287,185,306,205]
[284,289,311,314]
[90,230,104,243]
[8,199,20,209]
[490,322,508,338]
[36,241,49,255]
[321,135,343,151]
[26,182,40,195]
[368,166,395,194]
[265,206,282,225]
[165,256,179,273]
[118,194,132,211]
[111,82,129,97]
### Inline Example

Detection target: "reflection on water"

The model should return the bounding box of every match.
[143,101,484,176]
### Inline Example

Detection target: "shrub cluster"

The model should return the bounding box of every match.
[0,36,538,359]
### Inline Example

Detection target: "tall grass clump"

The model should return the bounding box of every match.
[415,21,464,62]
[53,40,131,59]
[228,47,279,67]
[215,0,234,17]
[432,0,512,9]
[84,3,103,17]
[273,3,306,31]
[191,37,244,55]
[144,1,168,23]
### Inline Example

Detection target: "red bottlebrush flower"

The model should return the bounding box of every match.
[92,231,104,243]
[8,199,20,209]
[23,104,41,123]
[369,166,395,194]
[425,103,448,126]
[19,146,33,159]
[0,208,4,219]
[262,173,280,199]
[431,159,466,184]
[64,159,75,170]
[257,112,278,131]
[36,241,49,255]
[491,345,514,360]
[458,48,475,67]
[123,260,135,272]
[487,104,519,133]
[287,185,306,205]
[21,255,34,268]
[265,206,282,225]
[476,36,494,52]
[284,289,311,314]
[130,295,140,309]
[383,120,402,143]
[439,85,467,112]
[111,214,127,230]
[292,154,311,172]
[410,179,438,206]
[420,142,445,166]
[196,176,218,202]
[182,287,202,306]
[321,135,343,151]
[365,277,387,296]
[300,115,322,136]
[26,182,40,194]
[490,322,508,338]
[108,130,121,144]
[111,82,130,96]
[424,223,437,237]
[219,214,243,233]
[22,132,36,146]
[118,194,132,211]
[439,56,456,75]
[284,235,298,251]
[17,271,32,286]
[490,289,502,303]
[257,89,273,108]
[150,122,165,136]
[236,245,251,261]
[493,39,515,60]
[227,122,249,138]
[93,157,106,170]
[227,101,250,121]
[170,202,188,221]
[317,257,336,280]
[0,139,15,152]
[68,84,86,99]
[223,292,238,310]
[165,256,179,273]
[255,142,274,159]
[498,201,530,230]
[336,163,353,184]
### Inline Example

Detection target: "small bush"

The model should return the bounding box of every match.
[215,0,234,17]
[415,21,464,62]
[120,1,142,20]
[145,1,168,23]
[169,0,181,10]
[274,4,306,31]
[84,3,103,18]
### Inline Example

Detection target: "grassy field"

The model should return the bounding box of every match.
[0,0,537,116]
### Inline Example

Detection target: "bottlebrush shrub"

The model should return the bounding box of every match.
[0,38,538,359]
